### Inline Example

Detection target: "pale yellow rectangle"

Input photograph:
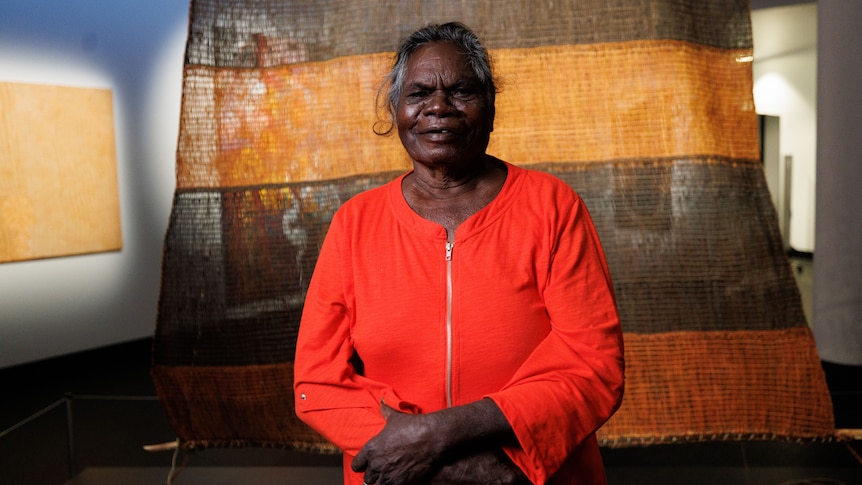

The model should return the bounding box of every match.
[0,82,122,263]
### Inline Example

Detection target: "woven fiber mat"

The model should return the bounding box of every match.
[152,0,835,452]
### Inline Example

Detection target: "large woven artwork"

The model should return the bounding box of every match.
[152,0,835,451]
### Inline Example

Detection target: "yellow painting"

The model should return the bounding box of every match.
[0,82,122,263]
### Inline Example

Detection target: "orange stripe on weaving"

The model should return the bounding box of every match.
[176,52,408,189]
[491,40,759,166]
[176,40,758,189]
[151,362,333,450]
[597,327,835,446]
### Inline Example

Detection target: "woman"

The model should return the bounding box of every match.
[294,22,624,484]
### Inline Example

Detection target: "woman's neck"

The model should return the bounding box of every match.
[402,156,507,237]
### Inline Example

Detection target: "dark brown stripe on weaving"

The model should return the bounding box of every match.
[535,158,806,334]
[151,363,336,451]
[154,174,400,366]
[156,157,802,368]
[597,328,835,447]
[185,0,752,68]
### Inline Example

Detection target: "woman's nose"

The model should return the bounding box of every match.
[423,90,455,115]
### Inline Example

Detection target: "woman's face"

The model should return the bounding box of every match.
[396,42,494,168]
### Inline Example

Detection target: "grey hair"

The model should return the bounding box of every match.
[374,22,497,136]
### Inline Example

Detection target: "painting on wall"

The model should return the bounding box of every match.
[0,82,122,263]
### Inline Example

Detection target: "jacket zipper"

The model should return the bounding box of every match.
[445,241,454,408]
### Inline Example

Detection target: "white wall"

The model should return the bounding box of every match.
[813,0,862,365]
[752,3,818,252]
[0,1,188,368]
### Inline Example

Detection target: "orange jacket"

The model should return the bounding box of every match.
[295,162,624,484]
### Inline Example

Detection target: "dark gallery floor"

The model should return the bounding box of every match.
[1,255,860,485]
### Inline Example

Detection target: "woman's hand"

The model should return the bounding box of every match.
[351,402,446,485]
[352,399,525,485]
[426,450,531,485]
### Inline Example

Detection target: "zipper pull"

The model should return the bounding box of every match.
[445,242,454,261]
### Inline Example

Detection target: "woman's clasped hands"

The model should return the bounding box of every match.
[352,401,530,485]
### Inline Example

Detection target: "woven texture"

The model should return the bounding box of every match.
[152,0,835,451]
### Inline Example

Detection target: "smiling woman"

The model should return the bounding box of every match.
[395,41,504,233]
[293,22,624,485]
[396,42,494,171]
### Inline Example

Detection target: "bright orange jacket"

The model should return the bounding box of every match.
[295,162,624,484]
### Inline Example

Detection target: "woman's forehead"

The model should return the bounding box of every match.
[405,43,476,81]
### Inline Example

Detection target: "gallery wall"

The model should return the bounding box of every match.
[752,3,818,252]
[0,0,188,367]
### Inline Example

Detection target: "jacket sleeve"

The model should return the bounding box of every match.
[486,195,625,484]
[293,210,416,455]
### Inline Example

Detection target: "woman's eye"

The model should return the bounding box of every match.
[453,88,476,99]
[404,91,428,103]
